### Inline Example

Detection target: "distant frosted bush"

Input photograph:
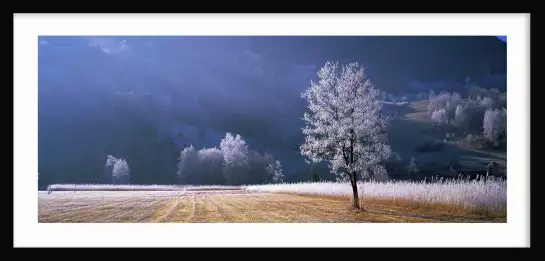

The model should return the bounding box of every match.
[105,155,130,184]
[270,160,284,183]
[483,108,507,144]
[468,86,490,100]
[480,97,495,109]
[112,159,130,184]
[428,93,449,117]
[453,104,467,128]
[428,92,461,124]
[453,100,486,132]
[431,108,448,125]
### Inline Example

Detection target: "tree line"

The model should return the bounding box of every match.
[105,133,284,186]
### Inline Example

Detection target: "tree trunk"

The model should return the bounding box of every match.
[350,172,360,209]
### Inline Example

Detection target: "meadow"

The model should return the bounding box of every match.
[39,179,506,223]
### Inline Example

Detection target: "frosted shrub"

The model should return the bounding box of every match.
[105,155,117,168]
[427,92,460,124]
[112,159,130,184]
[483,108,507,144]
[480,97,495,109]
[270,160,284,183]
[453,104,467,129]
[454,100,486,132]
[105,155,130,183]
[445,92,461,121]
[428,92,450,118]
[431,108,448,125]
[468,86,490,100]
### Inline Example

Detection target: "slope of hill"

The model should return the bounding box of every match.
[383,100,506,179]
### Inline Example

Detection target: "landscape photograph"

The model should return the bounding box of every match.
[36,35,509,223]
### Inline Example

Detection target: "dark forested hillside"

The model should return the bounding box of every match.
[38,36,506,187]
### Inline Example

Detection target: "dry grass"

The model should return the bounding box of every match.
[38,190,505,223]
[295,193,505,220]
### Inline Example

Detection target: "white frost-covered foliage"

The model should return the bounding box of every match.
[468,86,490,100]
[427,92,461,123]
[453,104,467,128]
[300,61,391,183]
[270,160,284,183]
[483,108,507,143]
[431,108,448,125]
[105,155,117,168]
[105,155,130,183]
[480,96,495,109]
[177,145,199,184]
[176,133,277,185]
[453,100,486,131]
[220,133,250,185]
[197,147,225,185]
[427,92,449,117]
[112,159,130,184]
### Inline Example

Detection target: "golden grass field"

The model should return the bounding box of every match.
[38,190,506,223]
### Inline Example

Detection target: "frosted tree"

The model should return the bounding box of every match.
[197,147,225,185]
[300,61,392,209]
[104,155,119,183]
[177,145,199,184]
[453,104,467,128]
[483,108,507,144]
[271,160,284,183]
[112,159,130,184]
[445,92,461,123]
[427,92,449,118]
[480,96,495,109]
[105,155,117,168]
[220,133,249,185]
[431,108,448,125]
